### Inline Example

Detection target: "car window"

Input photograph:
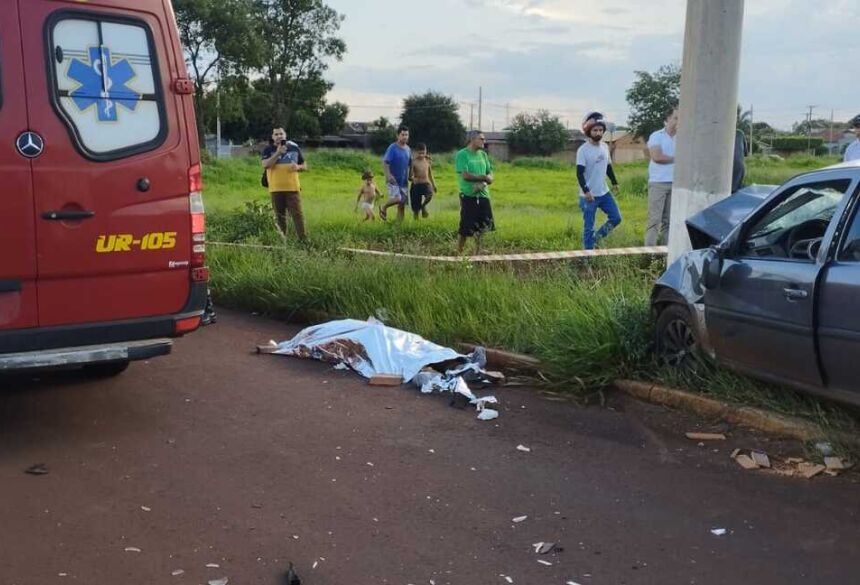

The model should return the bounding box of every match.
[50,16,164,159]
[839,197,860,262]
[739,180,850,260]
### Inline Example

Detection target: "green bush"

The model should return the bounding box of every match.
[208,201,282,246]
[762,135,824,152]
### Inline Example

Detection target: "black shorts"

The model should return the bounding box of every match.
[459,195,495,237]
[410,183,433,212]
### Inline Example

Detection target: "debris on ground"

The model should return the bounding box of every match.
[368,374,403,387]
[208,578,229,585]
[263,318,503,419]
[536,559,553,566]
[206,563,221,568]
[732,449,852,479]
[824,457,853,471]
[516,445,531,453]
[750,451,771,469]
[685,432,727,441]
[532,542,558,554]
[733,453,759,470]
[284,562,301,585]
[500,576,514,584]
[798,463,827,479]
[477,408,499,421]
[512,515,528,523]
[25,464,49,476]
[124,547,142,553]
[710,528,728,536]
[171,569,185,576]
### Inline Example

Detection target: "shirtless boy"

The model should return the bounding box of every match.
[410,143,437,219]
[355,170,381,221]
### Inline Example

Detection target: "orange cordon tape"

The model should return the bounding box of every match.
[209,241,668,262]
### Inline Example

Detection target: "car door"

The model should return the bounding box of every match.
[818,180,860,396]
[19,0,192,327]
[704,175,854,389]
[0,3,38,331]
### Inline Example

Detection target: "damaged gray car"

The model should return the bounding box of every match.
[652,160,860,406]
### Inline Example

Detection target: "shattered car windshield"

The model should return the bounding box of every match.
[750,186,843,238]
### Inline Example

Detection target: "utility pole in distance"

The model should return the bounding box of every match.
[668,0,745,263]
[478,86,483,131]
[806,105,816,154]
[749,104,754,156]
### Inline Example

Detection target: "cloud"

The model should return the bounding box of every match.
[324,0,857,130]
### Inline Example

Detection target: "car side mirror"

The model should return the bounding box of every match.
[702,248,724,290]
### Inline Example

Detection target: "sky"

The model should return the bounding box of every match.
[323,0,858,132]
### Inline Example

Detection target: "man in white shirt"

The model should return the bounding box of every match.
[645,106,679,246]
[844,115,860,163]
[576,112,621,250]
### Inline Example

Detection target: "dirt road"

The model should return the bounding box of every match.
[1,310,857,585]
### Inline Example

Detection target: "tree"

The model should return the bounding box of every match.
[174,0,264,143]
[625,64,681,140]
[736,105,752,136]
[369,117,396,155]
[506,111,568,156]
[319,101,350,136]
[258,0,347,131]
[400,92,466,153]
[793,118,839,135]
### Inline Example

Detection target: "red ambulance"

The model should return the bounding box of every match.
[1,0,207,376]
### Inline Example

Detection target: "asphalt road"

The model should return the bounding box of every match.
[0,309,858,585]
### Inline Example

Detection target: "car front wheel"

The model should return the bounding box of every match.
[655,304,702,369]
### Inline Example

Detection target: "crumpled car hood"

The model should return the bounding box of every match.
[685,184,777,249]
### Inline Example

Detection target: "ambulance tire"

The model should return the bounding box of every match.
[82,360,130,378]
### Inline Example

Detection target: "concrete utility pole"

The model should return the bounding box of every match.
[469,104,474,130]
[668,0,746,263]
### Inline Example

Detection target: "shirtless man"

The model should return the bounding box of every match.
[409,143,437,219]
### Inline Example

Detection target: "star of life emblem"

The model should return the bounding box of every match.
[67,46,141,122]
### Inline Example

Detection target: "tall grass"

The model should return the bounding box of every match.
[210,245,658,388]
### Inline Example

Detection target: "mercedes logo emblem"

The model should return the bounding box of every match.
[16,132,44,158]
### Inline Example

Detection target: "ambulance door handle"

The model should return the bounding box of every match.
[41,210,95,221]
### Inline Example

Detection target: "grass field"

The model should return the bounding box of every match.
[206,151,837,254]
[206,151,858,442]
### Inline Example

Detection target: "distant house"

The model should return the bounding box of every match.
[605,131,648,163]
[811,129,856,155]
[484,129,587,163]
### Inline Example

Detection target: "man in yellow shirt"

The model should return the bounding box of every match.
[261,127,308,240]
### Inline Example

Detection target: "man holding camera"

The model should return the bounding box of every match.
[262,127,308,241]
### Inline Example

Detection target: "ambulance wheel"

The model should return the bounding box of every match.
[82,360,130,378]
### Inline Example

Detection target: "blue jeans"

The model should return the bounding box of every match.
[579,194,622,250]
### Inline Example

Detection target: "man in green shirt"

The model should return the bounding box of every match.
[455,130,495,254]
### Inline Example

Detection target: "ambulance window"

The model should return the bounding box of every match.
[49,16,165,160]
